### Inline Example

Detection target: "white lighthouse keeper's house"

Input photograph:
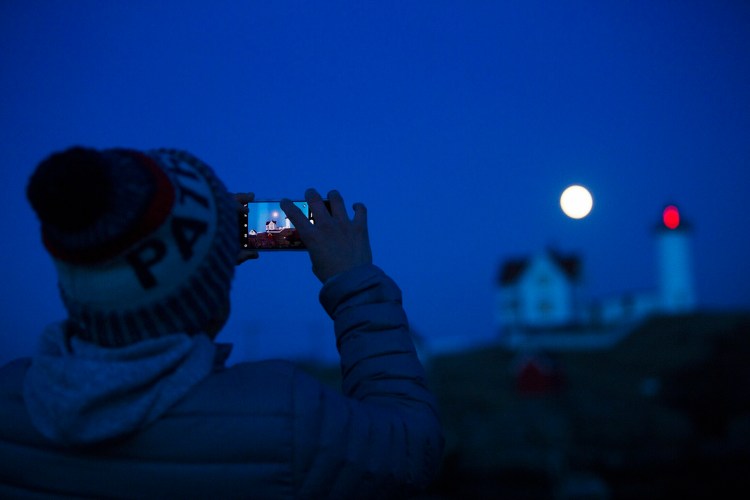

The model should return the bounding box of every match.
[496,249,583,331]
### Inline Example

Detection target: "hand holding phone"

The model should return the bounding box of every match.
[234,192,259,263]
[280,189,372,283]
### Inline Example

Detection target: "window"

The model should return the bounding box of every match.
[537,300,554,316]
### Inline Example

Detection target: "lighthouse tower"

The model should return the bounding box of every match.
[656,204,696,313]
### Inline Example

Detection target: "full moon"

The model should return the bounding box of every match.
[560,185,593,219]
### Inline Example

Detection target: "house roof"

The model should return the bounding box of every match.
[499,260,528,284]
[498,249,581,285]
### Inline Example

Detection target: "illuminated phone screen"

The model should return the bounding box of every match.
[239,200,326,250]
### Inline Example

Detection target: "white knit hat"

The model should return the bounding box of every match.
[27,147,237,346]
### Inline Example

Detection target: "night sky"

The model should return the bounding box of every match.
[2,1,749,365]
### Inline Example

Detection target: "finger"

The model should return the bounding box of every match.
[236,249,259,264]
[280,198,312,234]
[305,187,322,202]
[326,190,349,223]
[234,192,254,205]
[305,188,332,226]
[352,202,367,228]
[282,198,318,244]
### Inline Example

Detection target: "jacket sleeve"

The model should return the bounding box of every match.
[292,264,444,499]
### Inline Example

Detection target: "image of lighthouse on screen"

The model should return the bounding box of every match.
[240,200,330,250]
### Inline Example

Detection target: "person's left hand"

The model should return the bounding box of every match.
[233,192,260,264]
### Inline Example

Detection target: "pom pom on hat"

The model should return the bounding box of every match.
[27,146,237,347]
[27,147,112,231]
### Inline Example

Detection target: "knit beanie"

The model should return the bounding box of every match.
[26,147,237,347]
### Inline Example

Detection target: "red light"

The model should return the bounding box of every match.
[663,205,680,230]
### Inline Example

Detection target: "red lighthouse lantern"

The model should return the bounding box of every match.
[662,205,680,230]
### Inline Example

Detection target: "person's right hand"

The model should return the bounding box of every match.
[281,188,372,283]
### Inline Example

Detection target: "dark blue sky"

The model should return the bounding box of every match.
[2,1,749,364]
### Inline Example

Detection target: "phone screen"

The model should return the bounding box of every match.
[239,200,327,250]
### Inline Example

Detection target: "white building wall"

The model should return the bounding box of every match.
[518,255,575,328]
[657,229,696,312]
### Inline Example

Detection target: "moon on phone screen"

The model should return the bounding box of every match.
[560,185,593,219]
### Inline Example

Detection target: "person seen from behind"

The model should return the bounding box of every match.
[0,146,444,499]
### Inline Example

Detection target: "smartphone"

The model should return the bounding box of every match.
[239,200,330,250]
